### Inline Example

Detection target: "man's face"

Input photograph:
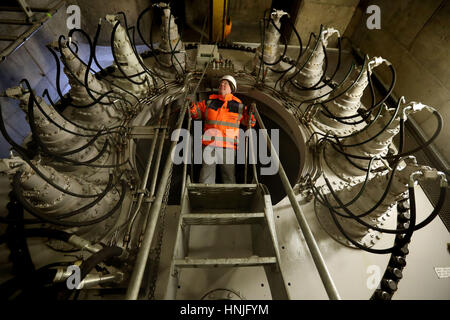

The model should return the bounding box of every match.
[218,80,232,96]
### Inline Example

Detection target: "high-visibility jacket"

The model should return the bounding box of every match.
[190,93,256,149]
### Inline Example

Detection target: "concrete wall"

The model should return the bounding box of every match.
[69,0,153,45]
[344,0,450,167]
[0,1,71,158]
[184,0,272,43]
[290,0,359,47]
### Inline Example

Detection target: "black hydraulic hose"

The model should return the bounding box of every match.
[49,41,122,111]
[149,7,171,70]
[338,101,401,148]
[136,7,168,87]
[13,175,127,227]
[329,110,443,161]
[398,118,405,154]
[316,54,368,111]
[274,15,303,88]
[0,104,110,198]
[62,31,140,105]
[72,27,133,107]
[68,39,79,54]
[320,63,396,126]
[307,55,367,112]
[328,204,411,254]
[318,179,417,254]
[300,61,356,115]
[54,37,118,109]
[62,33,134,108]
[308,36,343,91]
[14,173,115,221]
[342,150,372,172]
[110,21,147,86]
[42,89,127,136]
[21,83,107,158]
[323,174,443,233]
[40,90,104,138]
[329,67,379,126]
[80,245,123,281]
[118,15,163,89]
[75,24,143,81]
[311,101,384,145]
[23,86,131,169]
[278,31,316,91]
[166,9,185,76]
[323,157,378,209]
[290,43,329,90]
[23,80,112,165]
[128,25,159,87]
[284,25,324,89]
[47,41,71,107]
[258,17,289,67]
[313,160,401,218]
[136,7,155,53]
[118,11,161,87]
[65,34,118,107]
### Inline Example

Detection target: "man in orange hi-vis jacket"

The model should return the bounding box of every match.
[190,75,256,184]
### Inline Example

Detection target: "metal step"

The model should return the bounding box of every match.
[182,212,265,225]
[187,183,258,211]
[174,256,277,268]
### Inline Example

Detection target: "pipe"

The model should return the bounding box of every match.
[124,104,166,244]
[80,246,123,281]
[0,0,65,62]
[126,98,189,300]
[139,102,173,243]
[253,106,341,300]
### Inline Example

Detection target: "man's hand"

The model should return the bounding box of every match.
[185,94,195,106]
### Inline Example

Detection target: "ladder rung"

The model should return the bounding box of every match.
[174,257,277,268]
[182,212,265,225]
[187,183,258,190]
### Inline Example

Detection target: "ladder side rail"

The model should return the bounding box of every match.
[253,105,341,300]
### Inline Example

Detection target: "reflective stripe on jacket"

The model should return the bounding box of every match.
[190,93,256,149]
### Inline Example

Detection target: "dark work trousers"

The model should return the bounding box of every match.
[199,145,236,184]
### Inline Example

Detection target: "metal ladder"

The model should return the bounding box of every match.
[163,181,290,299]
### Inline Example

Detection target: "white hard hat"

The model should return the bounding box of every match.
[220,75,237,92]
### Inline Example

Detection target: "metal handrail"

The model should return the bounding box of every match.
[125,98,189,300]
[180,108,192,203]
[252,104,341,300]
